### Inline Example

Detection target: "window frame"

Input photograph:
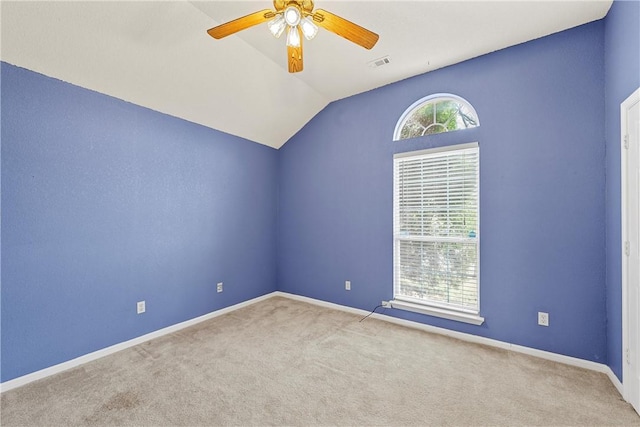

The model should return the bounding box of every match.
[393,93,480,141]
[392,142,484,325]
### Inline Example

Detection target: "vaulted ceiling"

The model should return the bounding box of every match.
[1,1,612,149]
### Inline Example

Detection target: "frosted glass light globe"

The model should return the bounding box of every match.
[284,6,301,27]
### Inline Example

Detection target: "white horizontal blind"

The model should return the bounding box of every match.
[394,144,479,313]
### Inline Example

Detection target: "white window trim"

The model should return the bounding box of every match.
[389,298,485,325]
[393,142,483,325]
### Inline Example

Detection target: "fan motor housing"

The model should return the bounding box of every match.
[276,1,314,14]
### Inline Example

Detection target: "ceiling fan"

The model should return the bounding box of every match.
[206,0,379,73]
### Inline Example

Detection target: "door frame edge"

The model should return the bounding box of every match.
[621,86,640,405]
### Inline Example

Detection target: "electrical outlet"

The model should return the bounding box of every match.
[345,280,351,291]
[137,301,146,314]
[538,312,549,326]
[382,300,392,308]
[217,282,223,293]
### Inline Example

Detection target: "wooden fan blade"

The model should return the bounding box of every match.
[312,9,379,50]
[287,28,304,73]
[207,9,274,39]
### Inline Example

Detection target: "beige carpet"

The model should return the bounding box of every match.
[1,296,638,426]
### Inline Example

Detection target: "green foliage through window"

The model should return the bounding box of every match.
[394,95,479,141]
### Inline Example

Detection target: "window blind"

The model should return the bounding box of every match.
[393,144,479,313]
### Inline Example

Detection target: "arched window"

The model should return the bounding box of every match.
[393,94,479,141]
[392,93,482,325]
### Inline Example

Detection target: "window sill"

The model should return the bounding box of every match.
[389,299,485,325]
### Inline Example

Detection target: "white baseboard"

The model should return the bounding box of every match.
[2,290,626,400]
[0,292,275,393]
[274,292,623,396]
[605,366,624,396]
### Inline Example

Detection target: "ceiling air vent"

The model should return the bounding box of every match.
[368,56,391,68]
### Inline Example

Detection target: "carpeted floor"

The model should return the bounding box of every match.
[2,296,639,426]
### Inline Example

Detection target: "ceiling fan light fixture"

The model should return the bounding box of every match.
[267,14,286,38]
[284,6,301,27]
[300,17,318,40]
[206,1,380,74]
[286,25,301,47]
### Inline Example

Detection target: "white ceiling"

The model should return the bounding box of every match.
[1,1,612,149]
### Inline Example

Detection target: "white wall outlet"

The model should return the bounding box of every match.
[538,311,549,326]
[345,280,351,291]
[217,282,223,293]
[382,300,392,308]
[137,301,146,314]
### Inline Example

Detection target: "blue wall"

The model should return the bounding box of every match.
[604,0,640,381]
[1,63,278,382]
[278,22,607,362]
